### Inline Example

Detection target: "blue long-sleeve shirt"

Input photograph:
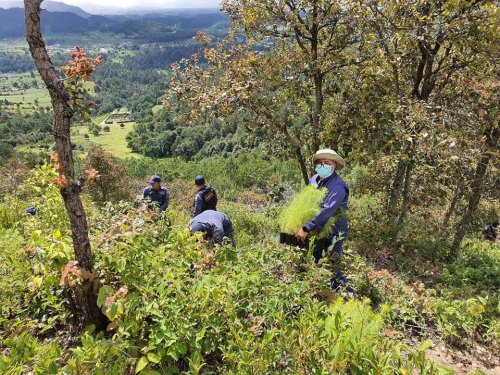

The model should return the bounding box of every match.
[143,185,170,212]
[189,210,234,245]
[303,172,349,237]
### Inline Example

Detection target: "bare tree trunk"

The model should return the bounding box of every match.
[24,0,107,330]
[387,159,406,216]
[450,152,491,259]
[311,71,323,152]
[396,158,415,226]
[442,189,461,229]
[295,146,310,185]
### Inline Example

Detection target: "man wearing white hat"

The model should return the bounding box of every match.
[295,148,350,289]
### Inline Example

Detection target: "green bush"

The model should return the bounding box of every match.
[123,152,302,201]
[441,239,500,293]
[219,201,278,247]
[0,330,62,374]
[85,215,442,374]
[425,296,494,347]
[0,229,30,321]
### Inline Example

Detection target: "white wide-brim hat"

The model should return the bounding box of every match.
[313,149,345,170]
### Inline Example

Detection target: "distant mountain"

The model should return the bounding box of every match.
[0,8,110,38]
[0,4,227,40]
[67,2,221,15]
[0,0,92,18]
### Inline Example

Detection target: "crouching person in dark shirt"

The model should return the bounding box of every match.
[188,210,235,247]
[142,175,170,213]
[484,222,498,242]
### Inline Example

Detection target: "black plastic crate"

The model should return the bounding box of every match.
[279,232,330,250]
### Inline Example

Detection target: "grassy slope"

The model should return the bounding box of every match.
[71,122,138,159]
[0,88,51,107]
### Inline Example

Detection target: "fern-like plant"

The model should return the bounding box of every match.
[279,186,337,239]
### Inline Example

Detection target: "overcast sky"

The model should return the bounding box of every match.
[62,0,221,9]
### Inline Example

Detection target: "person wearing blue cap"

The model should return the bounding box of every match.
[189,210,235,246]
[25,206,37,215]
[142,175,170,212]
[193,175,218,217]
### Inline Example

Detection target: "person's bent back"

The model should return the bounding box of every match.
[189,210,234,246]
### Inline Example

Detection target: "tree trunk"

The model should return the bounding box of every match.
[387,159,407,216]
[295,146,310,185]
[442,188,461,229]
[450,152,491,259]
[396,158,415,226]
[24,0,107,330]
[311,71,323,152]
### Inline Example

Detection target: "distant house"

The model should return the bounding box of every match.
[107,111,132,123]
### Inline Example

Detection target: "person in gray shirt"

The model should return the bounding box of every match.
[188,210,235,246]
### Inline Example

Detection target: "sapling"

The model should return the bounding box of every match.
[279,186,337,239]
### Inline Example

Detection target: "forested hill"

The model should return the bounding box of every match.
[0,8,113,38]
[0,0,91,17]
[0,7,228,39]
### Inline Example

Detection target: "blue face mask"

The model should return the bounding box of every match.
[315,164,334,179]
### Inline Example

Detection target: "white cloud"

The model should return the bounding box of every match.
[62,0,221,9]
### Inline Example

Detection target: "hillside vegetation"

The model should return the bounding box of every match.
[0,154,498,373]
[0,0,498,374]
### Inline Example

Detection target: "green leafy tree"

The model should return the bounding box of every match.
[358,0,498,224]
[168,0,366,182]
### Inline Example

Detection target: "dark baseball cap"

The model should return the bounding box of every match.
[194,175,205,185]
[148,175,162,183]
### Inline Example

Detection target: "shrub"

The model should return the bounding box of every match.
[123,152,302,202]
[84,145,133,203]
[425,296,492,346]
[441,239,500,294]
[0,229,30,321]
[103,125,110,132]
[85,211,442,374]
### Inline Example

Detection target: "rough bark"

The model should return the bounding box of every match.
[451,121,499,257]
[442,189,462,229]
[24,0,107,330]
[387,159,407,216]
[295,146,310,185]
[396,158,415,226]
